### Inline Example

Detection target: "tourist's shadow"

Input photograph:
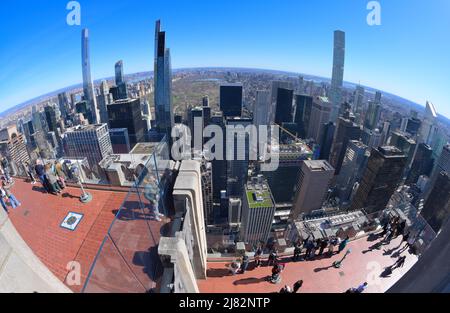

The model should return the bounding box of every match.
[314,264,334,273]
[233,277,267,286]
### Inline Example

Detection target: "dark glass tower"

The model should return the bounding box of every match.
[406,143,434,185]
[364,101,381,130]
[107,98,146,148]
[220,84,243,118]
[329,117,361,175]
[350,146,407,213]
[421,171,450,232]
[154,20,174,142]
[319,122,336,161]
[294,94,313,139]
[274,88,294,126]
[114,60,128,100]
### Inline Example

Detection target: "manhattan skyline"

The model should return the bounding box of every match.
[0,0,449,118]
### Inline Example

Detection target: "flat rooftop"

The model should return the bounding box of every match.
[198,235,418,293]
[66,124,107,132]
[304,160,334,172]
[245,189,274,209]
[130,142,157,154]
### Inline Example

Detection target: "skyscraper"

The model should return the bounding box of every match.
[329,30,345,123]
[292,160,335,218]
[57,92,70,120]
[350,146,407,213]
[241,179,276,246]
[189,106,204,149]
[44,103,61,133]
[336,140,369,205]
[0,126,31,174]
[390,131,417,171]
[114,60,128,100]
[421,171,450,233]
[220,84,243,118]
[429,144,450,188]
[97,80,113,124]
[364,101,381,131]
[353,86,365,115]
[154,20,174,142]
[226,117,253,198]
[270,81,293,125]
[81,29,100,124]
[109,128,131,154]
[307,96,332,143]
[294,94,313,139]
[263,144,312,204]
[253,90,270,129]
[418,101,438,145]
[406,143,434,185]
[210,112,227,203]
[329,117,362,175]
[63,124,113,167]
[274,87,294,126]
[297,76,305,94]
[405,117,421,137]
[115,60,124,85]
[374,91,382,104]
[107,98,147,148]
[319,122,336,160]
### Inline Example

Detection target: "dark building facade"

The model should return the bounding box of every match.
[107,98,146,148]
[364,101,381,131]
[406,143,434,185]
[421,171,450,233]
[319,122,336,161]
[350,146,407,213]
[220,84,243,118]
[274,88,294,126]
[109,128,131,154]
[294,94,313,139]
[329,117,361,175]
[406,117,421,137]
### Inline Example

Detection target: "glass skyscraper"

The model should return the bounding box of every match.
[154,20,174,142]
[220,84,243,118]
[329,30,345,123]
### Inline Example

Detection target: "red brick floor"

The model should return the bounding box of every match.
[9,178,170,293]
[81,192,170,293]
[198,235,418,293]
[7,178,167,292]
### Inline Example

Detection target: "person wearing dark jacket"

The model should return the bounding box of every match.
[1,157,11,183]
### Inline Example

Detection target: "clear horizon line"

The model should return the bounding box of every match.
[0,66,439,120]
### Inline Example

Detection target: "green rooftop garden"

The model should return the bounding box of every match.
[246,190,274,208]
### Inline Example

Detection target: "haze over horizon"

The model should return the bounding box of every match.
[1,0,449,118]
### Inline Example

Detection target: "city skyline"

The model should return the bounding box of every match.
[1,0,449,118]
[0,0,449,296]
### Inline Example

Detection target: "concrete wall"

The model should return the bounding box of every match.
[0,209,72,293]
[158,160,208,293]
[172,161,208,279]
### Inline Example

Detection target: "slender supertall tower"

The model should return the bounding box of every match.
[154,20,174,142]
[114,60,128,100]
[81,29,100,124]
[329,30,346,123]
[115,60,124,85]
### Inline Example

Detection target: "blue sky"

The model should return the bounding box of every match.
[0,0,449,117]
